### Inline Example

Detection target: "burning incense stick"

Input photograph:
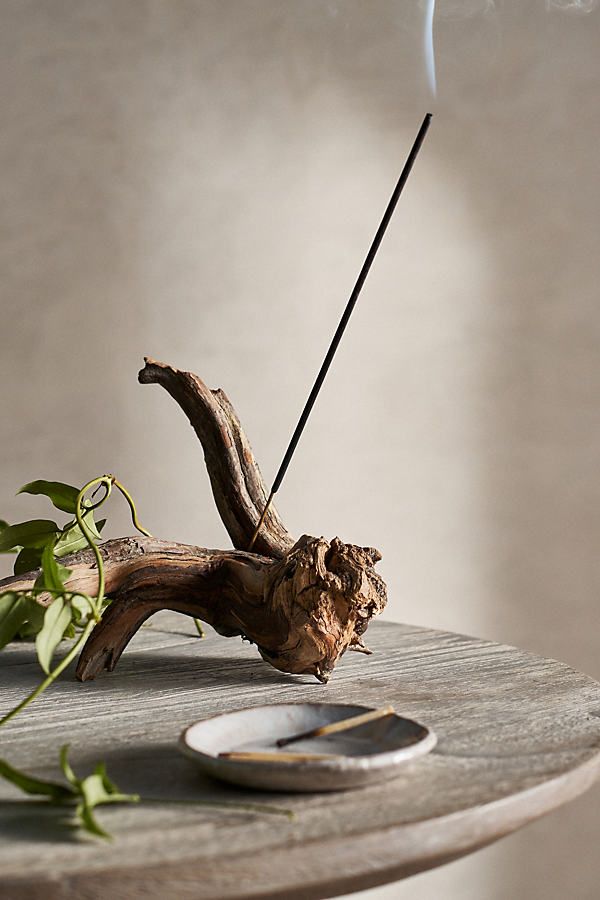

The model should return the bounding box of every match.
[276,705,396,748]
[248,113,433,551]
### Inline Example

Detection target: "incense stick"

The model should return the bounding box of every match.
[218,750,338,763]
[248,113,433,551]
[276,705,396,748]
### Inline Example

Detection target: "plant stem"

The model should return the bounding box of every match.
[0,475,150,728]
[0,478,110,726]
[75,476,113,619]
[112,478,152,537]
[0,618,96,727]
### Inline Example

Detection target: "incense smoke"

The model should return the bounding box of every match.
[424,0,437,98]
[546,0,597,11]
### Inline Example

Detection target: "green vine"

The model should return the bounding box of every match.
[0,476,149,726]
[0,476,293,837]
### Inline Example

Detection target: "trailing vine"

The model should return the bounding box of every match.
[0,476,292,837]
[0,476,150,725]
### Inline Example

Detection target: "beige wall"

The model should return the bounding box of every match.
[2,2,600,897]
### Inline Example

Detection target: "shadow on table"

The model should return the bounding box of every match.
[0,800,81,845]
[74,741,296,804]
[1,648,305,693]
[1,743,298,846]
[114,650,304,688]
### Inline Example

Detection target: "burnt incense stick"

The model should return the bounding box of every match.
[218,750,338,763]
[248,112,432,551]
[276,705,395,748]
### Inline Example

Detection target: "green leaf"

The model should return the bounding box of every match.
[59,746,139,840]
[75,772,139,840]
[0,520,14,554]
[13,547,43,575]
[0,758,74,803]
[69,594,95,627]
[18,480,80,514]
[57,561,72,585]
[1,747,139,841]
[94,760,114,787]
[80,772,127,806]
[0,520,58,553]
[94,764,138,807]
[0,591,18,617]
[35,597,74,674]
[39,541,71,594]
[54,523,88,557]
[80,512,105,542]
[0,593,46,642]
[54,514,105,558]
[75,799,110,839]
[33,543,72,599]
[59,745,78,787]
[0,594,29,650]
[15,596,46,638]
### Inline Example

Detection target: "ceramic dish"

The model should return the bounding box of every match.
[179,702,436,792]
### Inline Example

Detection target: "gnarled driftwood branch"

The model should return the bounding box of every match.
[139,358,293,559]
[0,359,387,682]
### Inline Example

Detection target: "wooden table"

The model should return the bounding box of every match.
[2,614,600,900]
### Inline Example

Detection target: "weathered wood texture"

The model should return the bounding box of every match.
[0,359,388,684]
[1,616,600,900]
[0,535,385,685]
[138,357,293,559]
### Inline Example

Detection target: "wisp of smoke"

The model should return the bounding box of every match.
[424,0,437,98]
[546,0,597,12]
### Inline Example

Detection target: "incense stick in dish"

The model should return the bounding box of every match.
[276,705,396,748]
[182,702,436,791]
[218,751,339,763]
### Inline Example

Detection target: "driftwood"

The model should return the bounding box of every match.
[0,359,387,683]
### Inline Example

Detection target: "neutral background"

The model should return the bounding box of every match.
[2,2,599,898]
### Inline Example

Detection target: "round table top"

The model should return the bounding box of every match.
[2,613,600,900]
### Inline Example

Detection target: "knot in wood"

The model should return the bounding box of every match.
[261,536,387,683]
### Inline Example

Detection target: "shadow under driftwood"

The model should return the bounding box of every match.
[1,641,303,696]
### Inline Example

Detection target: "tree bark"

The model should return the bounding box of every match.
[138,358,293,559]
[0,359,387,682]
[50,534,385,683]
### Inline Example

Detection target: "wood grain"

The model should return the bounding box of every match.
[1,616,600,899]
[0,359,388,686]
[138,357,294,559]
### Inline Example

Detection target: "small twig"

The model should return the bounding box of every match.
[0,619,97,727]
[276,705,395,748]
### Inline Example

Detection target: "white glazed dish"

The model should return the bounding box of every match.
[179,702,436,792]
